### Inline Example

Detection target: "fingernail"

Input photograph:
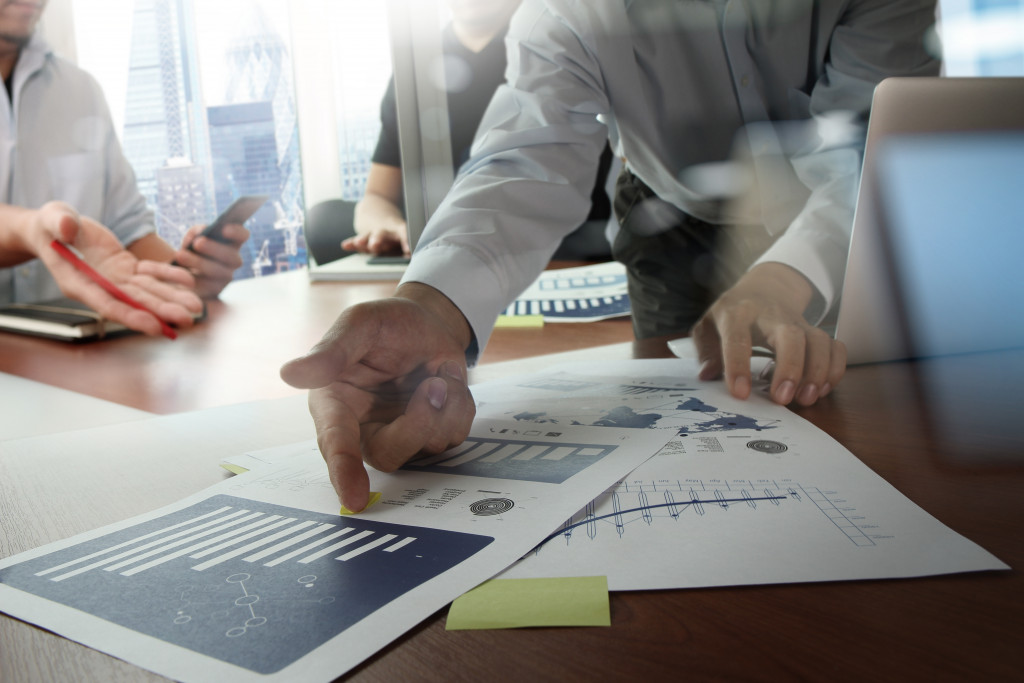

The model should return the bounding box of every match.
[427,377,447,410]
[340,499,364,515]
[821,382,832,397]
[798,383,819,405]
[732,374,750,397]
[776,380,796,405]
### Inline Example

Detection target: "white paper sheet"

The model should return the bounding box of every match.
[469,359,1009,589]
[0,409,671,682]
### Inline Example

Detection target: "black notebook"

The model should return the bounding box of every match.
[1,298,142,342]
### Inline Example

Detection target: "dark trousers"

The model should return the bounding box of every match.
[612,170,774,339]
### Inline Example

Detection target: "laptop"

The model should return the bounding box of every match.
[834,77,1024,365]
[307,253,409,282]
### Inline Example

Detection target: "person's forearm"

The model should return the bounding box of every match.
[126,232,177,262]
[353,194,407,237]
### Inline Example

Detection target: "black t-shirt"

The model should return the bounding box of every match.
[374,24,508,171]
[372,24,611,223]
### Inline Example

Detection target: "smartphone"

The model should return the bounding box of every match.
[367,255,412,265]
[189,195,269,250]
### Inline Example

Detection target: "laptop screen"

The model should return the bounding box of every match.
[875,131,1024,360]
[835,77,1024,364]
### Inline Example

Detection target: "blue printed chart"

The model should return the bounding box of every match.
[0,494,492,674]
[472,360,1008,591]
[542,477,875,548]
[474,371,782,438]
[501,261,631,322]
[0,405,672,682]
[404,434,619,483]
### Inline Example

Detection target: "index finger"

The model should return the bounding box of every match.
[308,385,371,512]
[211,222,250,248]
[191,235,244,270]
[714,306,758,400]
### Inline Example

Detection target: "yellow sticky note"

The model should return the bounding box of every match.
[494,314,545,328]
[446,576,610,630]
[219,463,249,475]
[339,491,382,515]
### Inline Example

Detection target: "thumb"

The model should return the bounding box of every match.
[56,212,81,245]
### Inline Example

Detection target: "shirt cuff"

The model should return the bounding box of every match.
[752,230,844,326]
[400,242,504,356]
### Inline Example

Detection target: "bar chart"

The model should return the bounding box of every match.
[403,435,620,484]
[0,494,493,674]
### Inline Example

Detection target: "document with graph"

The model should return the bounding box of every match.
[500,260,631,322]
[0,416,671,682]
[470,359,1009,590]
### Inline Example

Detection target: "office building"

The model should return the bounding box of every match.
[119,0,305,277]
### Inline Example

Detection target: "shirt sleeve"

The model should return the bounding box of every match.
[402,0,611,353]
[82,71,155,248]
[754,0,940,322]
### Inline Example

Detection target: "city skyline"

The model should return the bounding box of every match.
[120,0,311,278]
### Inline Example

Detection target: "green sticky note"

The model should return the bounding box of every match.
[446,576,610,630]
[219,463,249,475]
[339,491,382,515]
[494,314,545,328]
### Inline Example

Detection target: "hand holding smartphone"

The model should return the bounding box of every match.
[187,195,269,251]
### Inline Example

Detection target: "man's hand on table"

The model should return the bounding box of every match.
[279,283,475,512]
[691,262,846,407]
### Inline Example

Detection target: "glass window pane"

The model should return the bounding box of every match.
[75,0,307,279]
[325,2,392,202]
[939,0,1024,76]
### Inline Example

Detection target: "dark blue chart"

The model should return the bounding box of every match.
[403,435,618,483]
[502,294,631,320]
[0,495,493,674]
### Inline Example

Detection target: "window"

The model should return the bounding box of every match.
[69,0,456,278]
[324,2,392,203]
[73,0,307,279]
[939,0,1024,76]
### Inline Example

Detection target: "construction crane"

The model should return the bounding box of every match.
[252,239,271,277]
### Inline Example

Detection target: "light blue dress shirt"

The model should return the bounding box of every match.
[402,0,940,353]
[1,34,154,304]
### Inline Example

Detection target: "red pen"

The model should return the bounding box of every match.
[49,239,177,340]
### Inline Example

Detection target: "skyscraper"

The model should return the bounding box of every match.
[218,3,306,274]
[121,0,213,241]
[119,0,305,278]
[207,102,280,278]
[155,159,207,248]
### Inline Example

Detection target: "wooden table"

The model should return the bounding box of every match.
[0,269,635,414]
[1,270,1022,682]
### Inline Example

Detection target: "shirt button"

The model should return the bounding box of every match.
[740,75,751,88]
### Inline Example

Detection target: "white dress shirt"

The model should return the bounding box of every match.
[402,0,940,353]
[1,34,154,304]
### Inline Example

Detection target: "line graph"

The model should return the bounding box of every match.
[535,478,876,549]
